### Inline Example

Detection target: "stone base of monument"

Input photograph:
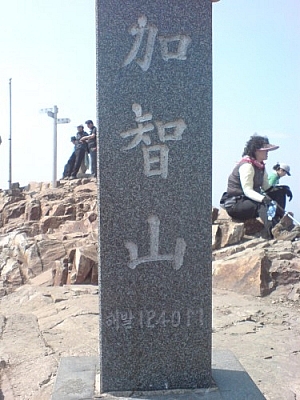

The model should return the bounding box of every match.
[51,350,265,400]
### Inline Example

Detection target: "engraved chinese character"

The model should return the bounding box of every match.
[123,15,192,71]
[120,103,187,178]
[124,215,186,270]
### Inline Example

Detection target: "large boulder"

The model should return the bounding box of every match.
[213,248,271,297]
[67,244,98,285]
[213,239,300,298]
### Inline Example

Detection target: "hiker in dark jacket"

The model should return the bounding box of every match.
[61,136,76,179]
[82,120,97,178]
[69,125,88,179]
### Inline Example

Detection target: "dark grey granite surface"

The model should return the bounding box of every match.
[96,0,212,393]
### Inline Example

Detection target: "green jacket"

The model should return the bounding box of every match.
[268,171,280,186]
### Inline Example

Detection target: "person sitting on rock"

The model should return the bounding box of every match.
[268,162,291,186]
[220,134,298,240]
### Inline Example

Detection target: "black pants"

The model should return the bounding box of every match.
[226,197,262,221]
[71,147,86,178]
[226,197,271,238]
[89,147,97,177]
[225,186,287,237]
[62,152,76,178]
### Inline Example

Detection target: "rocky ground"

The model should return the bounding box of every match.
[0,275,299,400]
[1,180,300,399]
[213,287,300,400]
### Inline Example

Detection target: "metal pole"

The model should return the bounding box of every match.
[52,105,58,188]
[273,201,300,226]
[8,78,12,190]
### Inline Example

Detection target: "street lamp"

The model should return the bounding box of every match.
[8,78,12,189]
[40,105,70,188]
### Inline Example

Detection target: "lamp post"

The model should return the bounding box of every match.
[40,106,70,188]
[8,78,12,190]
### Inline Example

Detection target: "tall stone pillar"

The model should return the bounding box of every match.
[96,0,212,393]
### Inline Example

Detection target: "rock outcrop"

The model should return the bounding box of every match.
[0,178,98,296]
[212,207,300,301]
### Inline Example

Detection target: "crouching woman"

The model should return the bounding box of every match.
[220,134,291,239]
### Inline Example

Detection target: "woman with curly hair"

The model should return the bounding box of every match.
[220,134,296,240]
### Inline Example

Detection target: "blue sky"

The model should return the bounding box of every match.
[213,0,300,220]
[0,1,299,219]
[0,0,96,188]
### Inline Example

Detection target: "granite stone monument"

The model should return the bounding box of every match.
[96,0,212,393]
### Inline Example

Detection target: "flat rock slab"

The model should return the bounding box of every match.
[0,313,57,398]
[212,350,265,400]
[52,351,265,399]
[51,356,98,400]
